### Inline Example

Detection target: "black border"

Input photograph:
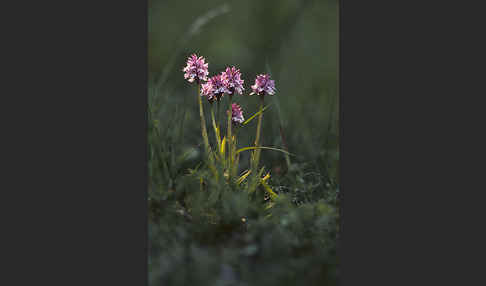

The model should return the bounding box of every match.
[11,1,149,284]
[339,1,464,285]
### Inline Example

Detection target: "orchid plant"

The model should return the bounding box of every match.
[182,53,290,204]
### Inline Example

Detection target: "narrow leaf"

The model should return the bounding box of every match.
[236,146,293,156]
[261,180,278,200]
[262,172,270,182]
[242,104,271,125]
[221,136,226,156]
[236,169,251,185]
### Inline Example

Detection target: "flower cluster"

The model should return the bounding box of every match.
[182,53,280,195]
[183,54,209,83]
[201,74,226,102]
[231,103,244,124]
[221,67,244,95]
[183,53,276,100]
[250,74,276,96]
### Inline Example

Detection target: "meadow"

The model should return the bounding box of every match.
[148,0,339,285]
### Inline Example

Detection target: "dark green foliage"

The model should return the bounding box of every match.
[148,94,339,284]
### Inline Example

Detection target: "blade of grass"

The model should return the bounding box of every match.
[221,136,226,157]
[266,61,291,168]
[261,181,278,200]
[155,3,231,90]
[236,169,251,185]
[242,104,271,125]
[236,146,294,156]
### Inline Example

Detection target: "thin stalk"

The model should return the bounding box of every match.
[279,125,292,169]
[232,126,239,177]
[252,95,265,173]
[227,94,233,180]
[217,100,221,130]
[197,84,210,156]
[210,104,221,155]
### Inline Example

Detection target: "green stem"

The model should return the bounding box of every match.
[217,100,221,130]
[197,85,210,156]
[227,94,233,179]
[252,96,264,173]
[232,126,239,177]
[210,104,221,154]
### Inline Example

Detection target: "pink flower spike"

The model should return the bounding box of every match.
[249,74,276,96]
[201,81,215,102]
[231,103,245,124]
[221,66,244,95]
[201,74,227,102]
[182,54,209,84]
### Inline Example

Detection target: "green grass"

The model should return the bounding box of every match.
[148,80,339,285]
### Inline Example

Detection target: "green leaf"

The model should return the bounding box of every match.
[236,146,294,156]
[236,169,252,185]
[261,180,278,200]
[242,104,271,125]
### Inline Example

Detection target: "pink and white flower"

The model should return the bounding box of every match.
[182,54,209,83]
[250,74,276,96]
[231,103,244,124]
[201,74,227,102]
[221,66,244,95]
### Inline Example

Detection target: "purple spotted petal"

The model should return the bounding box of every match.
[231,103,244,124]
[183,54,209,83]
[250,74,276,96]
[201,74,227,102]
[221,66,244,95]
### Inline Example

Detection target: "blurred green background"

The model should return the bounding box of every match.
[149,0,338,181]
